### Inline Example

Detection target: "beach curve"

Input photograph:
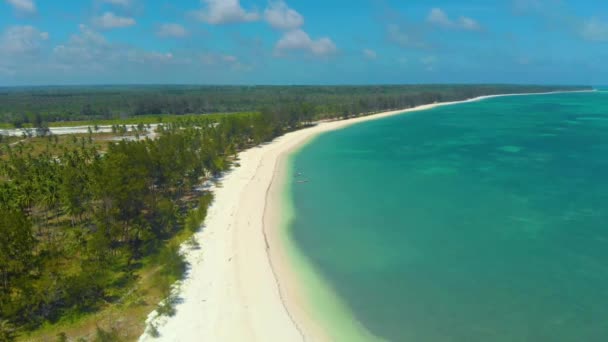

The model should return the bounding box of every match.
[139,90,594,342]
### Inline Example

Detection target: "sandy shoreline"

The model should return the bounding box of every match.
[139,90,594,342]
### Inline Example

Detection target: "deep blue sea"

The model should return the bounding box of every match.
[287,91,608,341]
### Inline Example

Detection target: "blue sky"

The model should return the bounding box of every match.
[0,0,607,85]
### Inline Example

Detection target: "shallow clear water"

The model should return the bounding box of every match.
[288,91,608,341]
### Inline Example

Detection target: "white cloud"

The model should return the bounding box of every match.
[517,56,531,65]
[73,25,107,46]
[0,25,48,77]
[93,12,136,29]
[421,55,437,71]
[427,8,451,27]
[387,24,427,48]
[458,17,481,31]
[222,55,238,63]
[100,0,131,6]
[421,56,437,64]
[53,25,175,71]
[580,18,608,42]
[157,23,188,38]
[128,51,174,64]
[53,25,110,65]
[363,49,377,60]
[5,0,36,14]
[1,25,48,56]
[201,53,218,65]
[512,0,546,12]
[199,53,252,71]
[0,65,16,76]
[201,53,234,65]
[264,0,304,30]
[274,29,337,57]
[192,0,260,25]
[427,8,481,31]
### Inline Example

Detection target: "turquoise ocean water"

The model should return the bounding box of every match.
[287,90,608,341]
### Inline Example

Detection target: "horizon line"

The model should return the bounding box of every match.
[0,83,598,89]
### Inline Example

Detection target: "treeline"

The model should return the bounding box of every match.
[0,85,591,339]
[0,85,590,125]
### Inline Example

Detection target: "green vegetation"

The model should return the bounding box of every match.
[0,84,591,341]
[44,112,256,128]
[0,114,274,340]
[0,133,118,161]
[0,113,254,131]
[0,85,590,127]
[0,135,19,145]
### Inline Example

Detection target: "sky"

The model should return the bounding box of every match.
[0,0,607,86]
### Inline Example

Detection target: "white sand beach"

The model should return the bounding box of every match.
[138,91,593,342]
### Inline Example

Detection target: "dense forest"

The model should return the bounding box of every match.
[0,85,590,126]
[0,114,275,341]
[0,85,592,340]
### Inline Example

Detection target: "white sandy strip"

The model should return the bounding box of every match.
[138,90,595,342]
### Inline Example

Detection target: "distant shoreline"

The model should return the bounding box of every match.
[139,89,595,341]
[0,88,594,137]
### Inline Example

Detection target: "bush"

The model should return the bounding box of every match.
[94,326,122,342]
[0,320,16,342]
[56,332,68,342]
[147,323,160,338]
[156,293,178,317]
[186,236,200,250]
[158,245,186,282]
[185,192,214,232]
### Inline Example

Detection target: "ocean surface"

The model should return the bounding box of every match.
[286,90,608,341]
